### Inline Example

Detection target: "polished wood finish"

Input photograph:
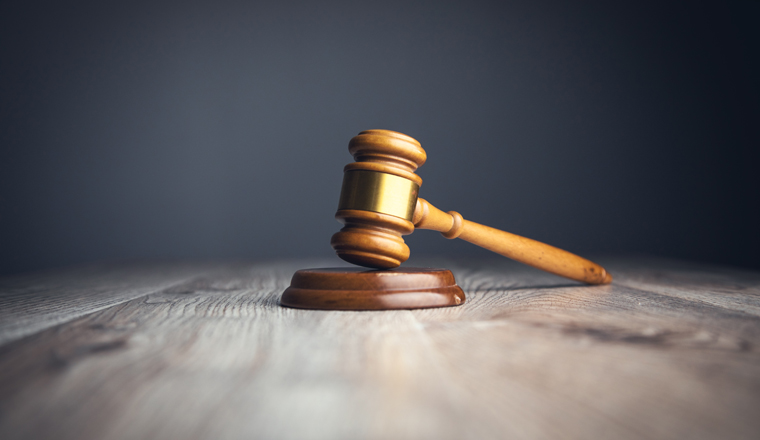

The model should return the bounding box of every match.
[332,130,424,269]
[331,209,414,269]
[281,267,465,310]
[413,198,612,284]
[2,257,760,439]
[331,129,611,285]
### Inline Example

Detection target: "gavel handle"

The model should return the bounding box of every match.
[412,198,612,285]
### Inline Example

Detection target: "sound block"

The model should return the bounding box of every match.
[280,267,466,310]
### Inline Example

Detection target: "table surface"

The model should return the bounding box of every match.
[1,256,759,440]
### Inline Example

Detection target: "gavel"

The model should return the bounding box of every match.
[330,129,612,285]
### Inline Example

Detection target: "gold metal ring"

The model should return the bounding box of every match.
[337,170,419,221]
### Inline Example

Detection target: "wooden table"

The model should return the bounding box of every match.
[1,257,759,440]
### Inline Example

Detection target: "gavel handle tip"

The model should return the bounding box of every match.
[601,271,613,284]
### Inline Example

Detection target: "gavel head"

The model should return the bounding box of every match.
[330,130,426,269]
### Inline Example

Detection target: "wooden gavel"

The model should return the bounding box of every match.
[330,129,612,285]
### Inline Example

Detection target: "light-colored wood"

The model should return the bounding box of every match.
[413,198,612,284]
[1,257,759,440]
[0,262,217,346]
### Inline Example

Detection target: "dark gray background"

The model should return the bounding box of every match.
[1,0,758,275]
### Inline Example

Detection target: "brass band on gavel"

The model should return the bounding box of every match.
[337,170,419,221]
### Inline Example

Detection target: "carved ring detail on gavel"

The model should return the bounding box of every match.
[330,129,612,285]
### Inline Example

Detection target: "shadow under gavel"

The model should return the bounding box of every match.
[330,129,612,285]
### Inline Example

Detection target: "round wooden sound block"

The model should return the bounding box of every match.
[281,268,466,310]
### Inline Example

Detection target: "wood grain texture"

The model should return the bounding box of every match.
[0,262,219,346]
[0,257,759,440]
